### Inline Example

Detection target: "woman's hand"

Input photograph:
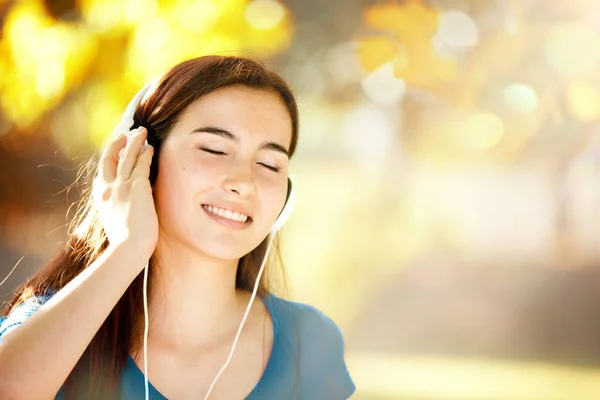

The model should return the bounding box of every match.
[93,127,158,259]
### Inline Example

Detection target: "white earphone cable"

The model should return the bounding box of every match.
[201,232,276,400]
[143,262,150,400]
[142,233,275,400]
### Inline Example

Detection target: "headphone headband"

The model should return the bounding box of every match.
[113,82,156,137]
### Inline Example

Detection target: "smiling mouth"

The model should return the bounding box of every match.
[201,204,253,224]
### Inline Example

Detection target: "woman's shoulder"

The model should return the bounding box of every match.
[265,293,343,339]
[264,293,356,398]
[264,293,348,362]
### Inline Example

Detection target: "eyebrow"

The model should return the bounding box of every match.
[191,126,290,158]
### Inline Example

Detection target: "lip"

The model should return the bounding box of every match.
[202,205,252,230]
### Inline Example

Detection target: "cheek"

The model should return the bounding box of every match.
[153,159,207,219]
[153,168,180,225]
[264,181,289,222]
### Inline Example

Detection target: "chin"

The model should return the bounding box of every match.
[165,217,272,261]
[192,235,262,262]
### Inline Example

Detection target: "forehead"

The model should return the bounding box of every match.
[175,85,293,148]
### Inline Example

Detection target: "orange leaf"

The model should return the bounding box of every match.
[363,0,439,38]
[357,36,400,72]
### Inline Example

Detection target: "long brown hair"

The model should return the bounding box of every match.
[2,56,299,398]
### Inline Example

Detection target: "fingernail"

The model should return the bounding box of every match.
[136,126,146,135]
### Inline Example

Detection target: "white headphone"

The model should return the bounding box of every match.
[114,82,296,400]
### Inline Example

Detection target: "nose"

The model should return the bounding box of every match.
[222,165,255,198]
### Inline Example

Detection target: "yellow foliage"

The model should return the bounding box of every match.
[363,0,438,38]
[0,0,294,154]
[358,0,457,89]
[357,37,400,73]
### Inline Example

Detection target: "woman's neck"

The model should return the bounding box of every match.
[143,238,247,353]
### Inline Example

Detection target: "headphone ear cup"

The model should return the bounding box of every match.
[271,177,296,233]
[285,177,292,204]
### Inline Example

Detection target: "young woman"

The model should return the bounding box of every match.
[0,56,355,399]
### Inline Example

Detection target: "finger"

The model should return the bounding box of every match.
[92,176,112,203]
[116,127,148,181]
[98,134,127,183]
[130,144,154,180]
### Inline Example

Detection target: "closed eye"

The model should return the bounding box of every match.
[200,148,227,155]
[200,148,279,171]
[258,163,280,172]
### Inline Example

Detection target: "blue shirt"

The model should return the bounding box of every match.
[0,293,355,399]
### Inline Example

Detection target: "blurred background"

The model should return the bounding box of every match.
[2,0,600,398]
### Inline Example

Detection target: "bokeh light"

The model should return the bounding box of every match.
[361,62,407,105]
[245,0,286,30]
[81,0,130,33]
[36,59,65,100]
[464,112,504,151]
[345,103,396,171]
[566,82,600,122]
[545,24,600,78]
[437,10,479,48]
[174,0,220,33]
[503,83,538,114]
[132,17,171,53]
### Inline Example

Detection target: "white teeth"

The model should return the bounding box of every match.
[203,205,249,223]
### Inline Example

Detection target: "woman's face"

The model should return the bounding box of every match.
[152,85,293,260]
